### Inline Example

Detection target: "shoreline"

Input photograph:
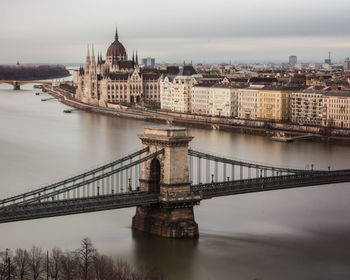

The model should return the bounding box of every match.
[0,73,71,82]
[44,86,350,145]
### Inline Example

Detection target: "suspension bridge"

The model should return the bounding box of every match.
[1,126,349,238]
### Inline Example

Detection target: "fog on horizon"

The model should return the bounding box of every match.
[0,0,349,64]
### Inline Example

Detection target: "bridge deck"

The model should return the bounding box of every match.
[192,169,350,199]
[1,170,350,224]
[0,192,158,224]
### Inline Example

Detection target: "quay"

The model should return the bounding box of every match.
[43,85,350,145]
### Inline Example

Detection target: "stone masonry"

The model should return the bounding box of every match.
[132,126,200,238]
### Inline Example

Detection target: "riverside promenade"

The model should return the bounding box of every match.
[44,86,350,143]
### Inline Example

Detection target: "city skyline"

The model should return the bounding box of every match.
[0,0,350,64]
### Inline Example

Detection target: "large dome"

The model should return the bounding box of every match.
[106,27,127,58]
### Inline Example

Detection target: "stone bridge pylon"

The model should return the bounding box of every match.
[132,126,200,238]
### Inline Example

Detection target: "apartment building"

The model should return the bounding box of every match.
[191,83,211,115]
[258,87,292,121]
[237,87,259,119]
[208,84,239,117]
[322,91,350,128]
[291,90,323,125]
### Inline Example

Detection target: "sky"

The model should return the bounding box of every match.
[0,0,350,64]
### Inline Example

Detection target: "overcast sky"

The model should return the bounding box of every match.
[0,0,350,64]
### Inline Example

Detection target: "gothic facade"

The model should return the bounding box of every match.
[74,27,161,107]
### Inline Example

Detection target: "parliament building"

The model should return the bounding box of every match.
[74,27,161,107]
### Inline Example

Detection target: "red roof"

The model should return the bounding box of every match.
[106,40,127,58]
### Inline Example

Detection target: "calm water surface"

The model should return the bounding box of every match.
[1,83,350,279]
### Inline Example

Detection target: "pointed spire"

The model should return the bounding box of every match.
[91,44,95,58]
[115,25,118,41]
[85,44,91,69]
[136,51,138,65]
[132,51,135,62]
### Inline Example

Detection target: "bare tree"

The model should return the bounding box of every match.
[93,253,116,280]
[29,246,44,280]
[114,258,142,280]
[13,248,30,280]
[50,247,63,280]
[0,250,16,280]
[60,250,79,280]
[77,238,96,280]
[0,251,8,280]
[1,239,163,280]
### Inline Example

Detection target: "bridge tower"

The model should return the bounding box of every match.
[132,126,200,238]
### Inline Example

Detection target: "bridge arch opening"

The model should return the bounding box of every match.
[149,158,161,193]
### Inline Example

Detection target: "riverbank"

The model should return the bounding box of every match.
[44,86,350,144]
[0,64,70,81]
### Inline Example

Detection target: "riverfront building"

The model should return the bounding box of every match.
[159,65,202,113]
[191,83,241,117]
[258,87,292,121]
[237,87,259,119]
[322,91,350,128]
[208,84,240,117]
[72,26,350,130]
[191,83,211,115]
[74,27,161,107]
[291,90,323,125]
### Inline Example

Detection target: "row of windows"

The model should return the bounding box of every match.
[107,84,159,90]
[145,95,158,99]
[108,95,127,99]
[329,115,350,120]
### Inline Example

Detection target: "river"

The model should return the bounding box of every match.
[0,82,350,279]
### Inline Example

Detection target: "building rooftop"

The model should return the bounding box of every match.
[322,91,350,97]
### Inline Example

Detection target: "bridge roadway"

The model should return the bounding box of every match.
[193,169,350,199]
[1,169,350,224]
[0,192,158,224]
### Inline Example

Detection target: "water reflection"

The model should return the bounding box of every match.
[131,230,198,279]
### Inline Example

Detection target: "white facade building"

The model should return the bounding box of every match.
[322,91,350,128]
[171,76,196,113]
[160,76,173,110]
[159,65,202,113]
[191,84,211,115]
[237,88,259,119]
[208,85,239,117]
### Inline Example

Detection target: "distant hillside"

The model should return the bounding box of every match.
[0,64,70,80]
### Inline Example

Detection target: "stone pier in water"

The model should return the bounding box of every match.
[132,126,200,238]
